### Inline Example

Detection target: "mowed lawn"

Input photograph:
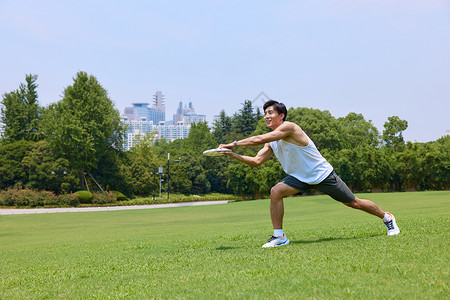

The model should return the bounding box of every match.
[1,191,448,299]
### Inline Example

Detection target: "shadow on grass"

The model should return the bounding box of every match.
[215,246,237,251]
[214,233,384,250]
[290,233,384,245]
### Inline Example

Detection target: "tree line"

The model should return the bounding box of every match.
[1,73,448,198]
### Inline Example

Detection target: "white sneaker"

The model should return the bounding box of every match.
[384,212,400,236]
[262,234,290,248]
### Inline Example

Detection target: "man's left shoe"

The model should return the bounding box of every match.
[262,234,290,248]
[384,212,400,236]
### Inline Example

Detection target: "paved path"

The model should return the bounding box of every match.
[0,200,229,215]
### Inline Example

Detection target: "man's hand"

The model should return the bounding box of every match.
[219,143,235,150]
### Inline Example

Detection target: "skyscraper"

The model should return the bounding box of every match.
[153,91,165,113]
[121,92,205,150]
[173,101,206,125]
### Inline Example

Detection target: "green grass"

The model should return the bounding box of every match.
[1,191,448,299]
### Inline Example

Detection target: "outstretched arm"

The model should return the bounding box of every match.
[221,143,273,167]
[220,122,295,150]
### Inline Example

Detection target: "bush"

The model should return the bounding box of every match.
[58,193,79,207]
[0,187,61,207]
[111,190,127,201]
[92,191,116,204]
[75,190,93,204]
[0,187,55,207]
[0,188,107,208]
[0,188,19,206]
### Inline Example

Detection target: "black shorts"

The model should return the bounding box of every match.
[279,170,355,203]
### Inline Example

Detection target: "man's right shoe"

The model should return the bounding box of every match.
[262,234,290,248]
[384,212,400,236]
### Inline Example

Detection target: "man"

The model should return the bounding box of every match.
[219,100,400,248]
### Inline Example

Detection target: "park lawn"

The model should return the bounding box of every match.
[0,191,448,299]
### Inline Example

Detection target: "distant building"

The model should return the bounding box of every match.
[122,117,191,150]
[124,102,165,124]
[153,91,165,113]
[173,101,206,125]
[121,93,205,150]
[122,91,166,124]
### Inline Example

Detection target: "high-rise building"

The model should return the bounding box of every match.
[173,101,206,125]
[122,91,166,124]
[125,102,165,124]
[153,91,165,112]
[122,117,192,150]
[121,93,205,150]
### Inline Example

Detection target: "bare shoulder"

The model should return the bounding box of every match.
[281,122,308,146]
[277,121,299,131]
[279,121,304,135]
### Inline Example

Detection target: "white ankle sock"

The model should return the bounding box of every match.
[274,229,284,237]
[383,213,392,222]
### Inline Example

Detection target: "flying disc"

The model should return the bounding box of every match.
[203,148,232,156]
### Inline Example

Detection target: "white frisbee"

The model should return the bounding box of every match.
[203,148,232,156]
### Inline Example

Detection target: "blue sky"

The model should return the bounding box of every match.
[1,0,449,142]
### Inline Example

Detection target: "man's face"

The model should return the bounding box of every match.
[264,106,284,129]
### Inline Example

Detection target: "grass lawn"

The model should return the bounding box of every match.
[1,191,448,299]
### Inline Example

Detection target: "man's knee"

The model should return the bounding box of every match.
[343,197,359,209]
[271,183,298,199]
[270,185,283,198]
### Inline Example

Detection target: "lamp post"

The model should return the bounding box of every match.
[167,153,180,201]
[167,153,170,201]
[150,171,155,201]
[158,166,164,201]
[51,169,67,195]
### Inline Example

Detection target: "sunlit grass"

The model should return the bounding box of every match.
[1,191,448,299]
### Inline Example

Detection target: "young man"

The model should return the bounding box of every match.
[219,100,400,248]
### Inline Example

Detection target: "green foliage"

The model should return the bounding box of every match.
[1,74,41,143]
[0,187,79,207]
[0,140,33,189]
[91,191,116,204]
[0,74,448,199]
[383,116,408,148]
[287,107,343,151]
[21,141,78,193]
[338,112,380,148]
[185,122,216,153]
[231,100,260,139]
[40,71,125,176]
[58,193,80,207]
[75,190,93,204]
[212,110,232,143]
[111,191,127,200]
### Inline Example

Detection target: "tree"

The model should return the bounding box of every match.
[382,116,408,148]
[183,122,215,193]
[231,100,259,138]
[41,71,125,188]
[185,122,216,154]
[0,140,33,189]
[21,140,77,193]
[126,133,162,195]
[212,110,232,143]
[287,107,344,151]
[338,113,380,148]
[1,74,41,143]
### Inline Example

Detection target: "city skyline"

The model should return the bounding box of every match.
[121,94,207,149]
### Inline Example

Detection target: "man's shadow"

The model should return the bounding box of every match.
[290,233,384,245]
[215,233,384,250]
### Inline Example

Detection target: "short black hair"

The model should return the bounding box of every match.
[263,100,287,121]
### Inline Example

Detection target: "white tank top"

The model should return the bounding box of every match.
[270,136,333,185]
